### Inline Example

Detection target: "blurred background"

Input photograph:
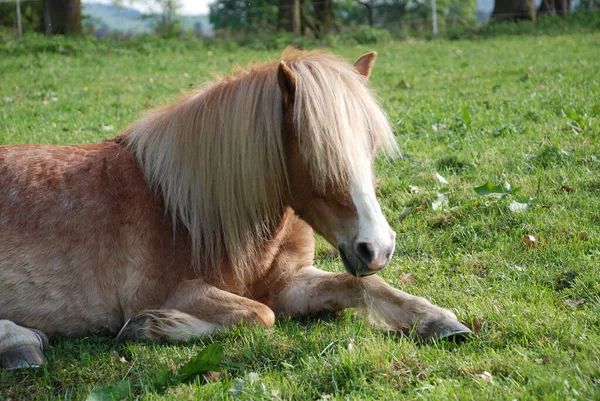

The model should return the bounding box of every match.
[0,0,598,46]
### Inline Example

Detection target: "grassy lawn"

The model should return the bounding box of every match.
[1,32,599,400]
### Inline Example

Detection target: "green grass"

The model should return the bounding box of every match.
[1,32,600,400]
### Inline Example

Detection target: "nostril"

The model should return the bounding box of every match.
[355,242,376,264]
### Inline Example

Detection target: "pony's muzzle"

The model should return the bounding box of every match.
[354,240,394,272]
[352,228,396,272]
[340,231,395,277]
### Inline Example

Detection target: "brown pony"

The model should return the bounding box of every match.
[0,48,471,369]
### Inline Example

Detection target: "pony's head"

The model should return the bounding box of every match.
[128,48,398,284]
[277,49,398,277]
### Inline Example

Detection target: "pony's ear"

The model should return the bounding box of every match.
[277,61,296,105]
[354,51,377,79]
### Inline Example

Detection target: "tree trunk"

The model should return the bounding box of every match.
[313,0,333,34]
[359,1,374,27]
[538,0,571,16]
[292,0,301,36]
[300,4,319,37]
[278,0,294,31]
[279,0,302,34]
[491,0,536,21]
[43,0,81,35]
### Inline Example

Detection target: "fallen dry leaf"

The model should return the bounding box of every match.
[560,185,574,193]
[535,356,551,364]
[144,95,153,109]
[521,235,538,247]
[408,185,420,193]
[470,316,484,334]
[412,204,426,213]
[118,356,127,363]
[247,372,259,384]
[434,172,449,185]
[347,339,356,352]
[509,200,529,213]
[478,371,493,383]
[565,298,585,308]
[398,273,416,284]
[202,371,221,382]
[431,213,452,227]
[431,123,446,132]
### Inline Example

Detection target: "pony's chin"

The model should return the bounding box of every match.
[339,246,378,277]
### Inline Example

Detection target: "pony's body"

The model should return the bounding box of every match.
[1,139,196,336]
[0,139,314,336]
[0,49,470,368]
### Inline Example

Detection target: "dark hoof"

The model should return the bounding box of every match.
[31,329,49,348]
[0,344,45,370]
[116,318,138,342]
[116,313,156,342]
[420,318,474,344]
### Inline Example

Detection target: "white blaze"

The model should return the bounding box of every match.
[349,156,395,260]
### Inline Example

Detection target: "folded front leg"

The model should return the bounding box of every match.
[117,279,275,341]
[266,266,471,342]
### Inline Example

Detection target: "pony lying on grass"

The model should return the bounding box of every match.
[0,48,471,369]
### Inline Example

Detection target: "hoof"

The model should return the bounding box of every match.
[0,322,46,370]
[116,313,154,341]
[420,318,474,343]
[115,318,138,342]
[1,344,45,370]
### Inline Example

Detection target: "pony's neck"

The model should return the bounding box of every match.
[126,73,289,285]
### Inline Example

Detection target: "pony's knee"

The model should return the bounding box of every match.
[248,304,275,329]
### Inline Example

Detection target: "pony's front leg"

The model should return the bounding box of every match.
[117,279,275,341]
[266,266,471,342]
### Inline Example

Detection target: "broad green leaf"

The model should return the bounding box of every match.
[86,380,133,401]
[564,109,586,128]
[153,368,172,389]
[174,343,223,384]
[399,207,414,221]
[474,181,515,197]
[461,106,472,126]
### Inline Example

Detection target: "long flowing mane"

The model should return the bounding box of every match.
[126,47,397,286]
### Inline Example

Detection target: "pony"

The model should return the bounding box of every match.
[0,48,471,369]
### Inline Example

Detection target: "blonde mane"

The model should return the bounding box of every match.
[126,47,397,286]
